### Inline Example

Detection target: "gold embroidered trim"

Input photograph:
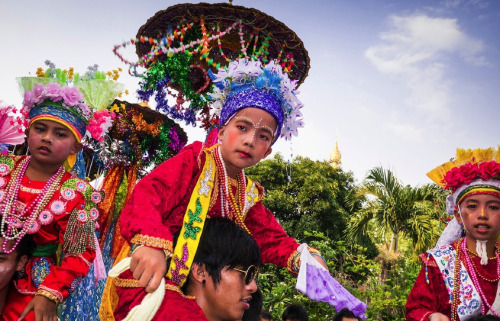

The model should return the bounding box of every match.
[114,278,195,299]
[131,234,173,251]
[36,288,61,304]
[20,185,43,193]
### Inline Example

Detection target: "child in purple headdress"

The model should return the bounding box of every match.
[105,59,330,320]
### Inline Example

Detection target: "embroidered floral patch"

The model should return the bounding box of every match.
[61,188,76,201]
[90,192,101,204]
[89,208,99,220]
[0,189,4,202]
[77,210,88,223]
[0,164,10,175]
[76,181,87,192]
[39,210,54,225]
[31,257,53,288]
[50,200,66,215]
[27,220,41,234]
[0,177,5,188]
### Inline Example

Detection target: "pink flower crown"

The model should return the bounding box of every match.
[22,83,92,121]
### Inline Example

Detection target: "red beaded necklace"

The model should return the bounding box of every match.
[213,147,250,233]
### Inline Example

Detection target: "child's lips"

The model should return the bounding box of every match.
[238,151,250,158]
[475,224,490,232]
[38,146,50,153]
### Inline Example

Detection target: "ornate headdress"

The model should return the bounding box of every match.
[209,58,303,141]
[18,62,123,143]
[428,147,500,215]
[428,147,500,249]
[113,2,309,142]
[17,62,124,173]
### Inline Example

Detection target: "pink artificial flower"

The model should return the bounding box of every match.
[23,90,34,109]
[31,84,46,105]
[43,83,63,102]
[61,86,84,107]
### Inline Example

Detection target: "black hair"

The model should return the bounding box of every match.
[15,234,35,260]
[282,304,308,321]
[242,288,263,321]
[185,217,261,288]
[260,310,273,321]
[332,308,360,321]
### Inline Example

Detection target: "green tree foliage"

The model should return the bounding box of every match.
[247,158,446,320]
[247,154,375,253]
[348,167,441,255]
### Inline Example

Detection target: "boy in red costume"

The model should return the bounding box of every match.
[107,59,327,319]
[0,235,34,320]
[0,82,104,321]
[406,147,500,321]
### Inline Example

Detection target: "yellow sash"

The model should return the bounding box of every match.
[166,147,216,286]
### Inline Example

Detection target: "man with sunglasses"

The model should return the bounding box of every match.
[112,217,261,321]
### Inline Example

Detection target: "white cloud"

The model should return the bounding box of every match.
[365,14,486,121]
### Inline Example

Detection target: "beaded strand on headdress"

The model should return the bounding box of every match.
[0,157,64,253]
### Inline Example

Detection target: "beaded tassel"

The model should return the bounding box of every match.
[63,209,96,255]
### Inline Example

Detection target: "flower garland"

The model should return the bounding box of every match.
[443,161,500,192]
[22,82,91,120]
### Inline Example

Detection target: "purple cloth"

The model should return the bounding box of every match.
[303,263,367,318]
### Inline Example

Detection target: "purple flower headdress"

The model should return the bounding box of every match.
[208,59,304,141]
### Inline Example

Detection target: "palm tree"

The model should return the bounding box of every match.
[347,166,440,283]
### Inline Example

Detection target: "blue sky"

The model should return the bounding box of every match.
[1,0,498,185]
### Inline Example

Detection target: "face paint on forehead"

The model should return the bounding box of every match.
[234,116,275,137]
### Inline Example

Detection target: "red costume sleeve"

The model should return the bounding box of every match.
[119,142,203,252]
[405,255,451,321]
[244,201,299,269]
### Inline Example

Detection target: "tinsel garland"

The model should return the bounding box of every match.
[137,54,210,125]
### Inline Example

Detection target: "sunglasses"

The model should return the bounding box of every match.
[233,265,259,285]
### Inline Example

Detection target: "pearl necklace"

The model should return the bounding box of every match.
[213,147,249,233]
[0,157,64,254]
[461,238,500,316]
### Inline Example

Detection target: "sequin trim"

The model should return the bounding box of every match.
[131,234,173,251]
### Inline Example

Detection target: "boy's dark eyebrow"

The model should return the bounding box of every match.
[234,118,274,136]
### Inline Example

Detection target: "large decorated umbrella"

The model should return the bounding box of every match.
[113,2,309,130]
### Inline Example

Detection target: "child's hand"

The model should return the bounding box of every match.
[428,312,450,321]
[18,295,57,321]
[130,246,167,293]
[312,255,328,270]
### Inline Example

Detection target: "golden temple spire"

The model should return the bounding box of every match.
[329,141,342,168]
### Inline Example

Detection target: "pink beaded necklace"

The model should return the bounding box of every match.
[461,237,500,316]
[0,157,64,253]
